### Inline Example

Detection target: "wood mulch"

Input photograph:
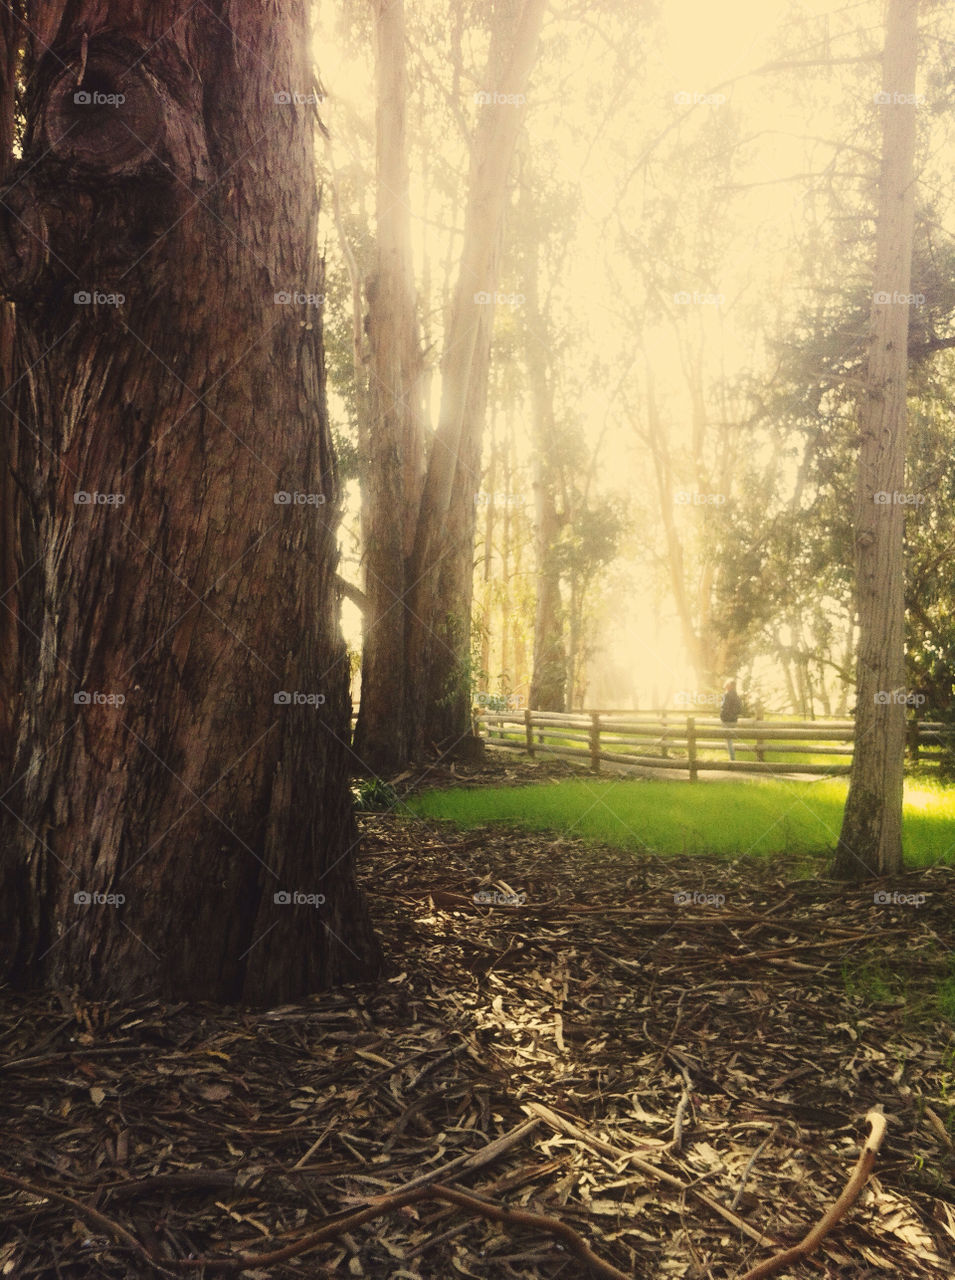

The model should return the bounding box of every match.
[2,765,954,1278]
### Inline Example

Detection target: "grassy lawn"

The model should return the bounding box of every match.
[408,776,955,866]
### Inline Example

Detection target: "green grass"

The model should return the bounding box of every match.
[407,776,955,866]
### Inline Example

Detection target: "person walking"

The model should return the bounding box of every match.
[720,679,743,761]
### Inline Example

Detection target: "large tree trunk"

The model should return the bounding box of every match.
[353,0,425,775]
[833,0,917,879]
[0,1,381,1001]
[0,8,19,775]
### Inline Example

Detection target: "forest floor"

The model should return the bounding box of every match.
[2,761,955,1278]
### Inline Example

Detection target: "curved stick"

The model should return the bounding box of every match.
[737,1108,887,1280]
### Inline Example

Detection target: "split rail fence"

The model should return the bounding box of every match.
[472,708,954,781]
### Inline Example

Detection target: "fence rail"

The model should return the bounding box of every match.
[472,708,954,780]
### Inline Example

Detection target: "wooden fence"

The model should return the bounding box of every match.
[473,708,955,780]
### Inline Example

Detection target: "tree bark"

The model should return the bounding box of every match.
[834,0,917,879]
[0,1,381,1001]
[0,6,20,775]
[353,0,426,776]
[524,227,567,713]
[408,0,547,754]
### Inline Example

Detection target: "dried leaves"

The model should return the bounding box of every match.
[1,796,953,1277]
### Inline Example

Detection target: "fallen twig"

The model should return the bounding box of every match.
[0,1168,178,1277]
[729,1130,776,1211]
[736,1107,887,1280]
[524,1101,779,1247]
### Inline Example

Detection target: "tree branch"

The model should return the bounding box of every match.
[738,1108,888,1280]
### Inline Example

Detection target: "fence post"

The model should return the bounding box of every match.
[907,713,920,763]
[755,699,765,763]
[525,708,535,758]
[590,711,601,774]
[660,708,668,758]
[687,716,697,782]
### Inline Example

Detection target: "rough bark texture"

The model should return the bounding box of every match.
[833,0,917,879]
[0,1,381,1001]
[0,6,20,774]
[420,284,493,749]
[353,0,425,776]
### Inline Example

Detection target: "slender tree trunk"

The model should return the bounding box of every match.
[642,363,706,683]
[353,0,425,775]
[834,0,917,879]
[0,0,381,1001]
[529,469,566,710]
[420,281,493,750]
[525,234,567,712]
[409,0,546,754]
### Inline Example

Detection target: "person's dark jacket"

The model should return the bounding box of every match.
[720,689,743,723]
